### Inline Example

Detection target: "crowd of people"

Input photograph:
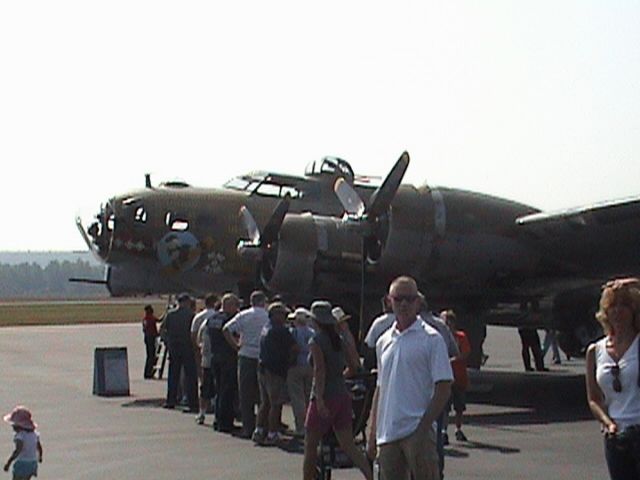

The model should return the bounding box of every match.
[134,273,640,480]
[136,275,476,480]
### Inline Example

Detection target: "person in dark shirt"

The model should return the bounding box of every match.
[255,302,298,445]
[142,305,160,379]
[208,293,241,432]
[163,293,198,411]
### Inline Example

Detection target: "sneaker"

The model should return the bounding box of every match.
[195,414,205,425]
[455,430,467,442]
[262,432,281,446]
[251,429,266,444]
[442,433,449,446]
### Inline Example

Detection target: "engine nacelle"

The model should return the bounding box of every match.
[262,213,362,295]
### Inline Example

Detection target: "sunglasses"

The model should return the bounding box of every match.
[611,364,622,393]
[390,295,418,304]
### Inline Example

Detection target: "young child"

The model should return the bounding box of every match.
[3,406,42,480]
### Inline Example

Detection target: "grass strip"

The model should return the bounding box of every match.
[0,301,168,327]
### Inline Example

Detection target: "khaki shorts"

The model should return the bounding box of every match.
[258,368,287,407]
[378,424,440,480]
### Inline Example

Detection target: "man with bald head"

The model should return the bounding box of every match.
[367,276,453,480]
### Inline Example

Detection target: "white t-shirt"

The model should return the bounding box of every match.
[595,334,640,430]
[365,312,459,358]
[223,306,269,359]
[364,313,395,349]
[191,308,215,337]
[375,318,453,445]
[15,430,39,461]
[197,316,213,369]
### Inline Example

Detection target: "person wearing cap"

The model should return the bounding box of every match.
[287,307,315,437]
[193,294,221,425]
[163,293,199,411]
[302,300,373,480]
[332,306,358,361]
[254,302,298,445]
[206,293,241,433]
[366,276,453,480]
[223,290,270,439]
[3,406,43,479]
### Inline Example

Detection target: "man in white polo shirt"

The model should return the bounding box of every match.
[367,276,453,480]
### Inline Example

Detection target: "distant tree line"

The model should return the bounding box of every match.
[0,260,108,299]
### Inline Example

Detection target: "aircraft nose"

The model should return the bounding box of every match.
[86,200,115,261]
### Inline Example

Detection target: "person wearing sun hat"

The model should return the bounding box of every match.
[331,306,357,353]
[3,406,43,479]
[302,300,372,480]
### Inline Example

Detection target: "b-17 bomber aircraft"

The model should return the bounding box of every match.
[75,152,640,367]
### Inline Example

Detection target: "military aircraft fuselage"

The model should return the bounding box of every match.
[78,155,640,363]
[86,171,638,302]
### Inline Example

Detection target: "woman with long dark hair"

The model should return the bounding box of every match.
[302,300,372,480]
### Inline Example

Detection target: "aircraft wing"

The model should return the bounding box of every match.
[514,194,640,280]
[516,194,640,232]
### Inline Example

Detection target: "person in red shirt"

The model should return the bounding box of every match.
[142,305,161,379]
[441,309,471,442]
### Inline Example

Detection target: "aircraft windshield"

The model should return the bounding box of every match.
[224,174,302,199]
[223,178,252,191]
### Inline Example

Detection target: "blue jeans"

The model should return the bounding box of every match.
[604,434,640,480]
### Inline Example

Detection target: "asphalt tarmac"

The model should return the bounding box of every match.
[0,323,606,479]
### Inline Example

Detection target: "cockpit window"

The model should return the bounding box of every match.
[305,156,354,181]
[254,183,302,199]
[223,177,264,192]
[223,178,251,191]
[304,160,317,176]
[165,212,189,231]
[134,206,147,223]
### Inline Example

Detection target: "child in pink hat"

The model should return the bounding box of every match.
[3,406,42,479]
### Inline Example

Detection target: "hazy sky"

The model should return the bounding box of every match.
[2,1,639,251]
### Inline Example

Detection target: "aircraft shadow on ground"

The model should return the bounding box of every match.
[465,370,592,426]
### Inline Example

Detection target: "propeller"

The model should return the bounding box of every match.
[333,151,410,340]
[237,195,291,282]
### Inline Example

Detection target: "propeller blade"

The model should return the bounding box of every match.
[334,177,366,217]
[262,195,291,246]
[368,151,410,220]
[75,216,103,262]
[239,206,261,245]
